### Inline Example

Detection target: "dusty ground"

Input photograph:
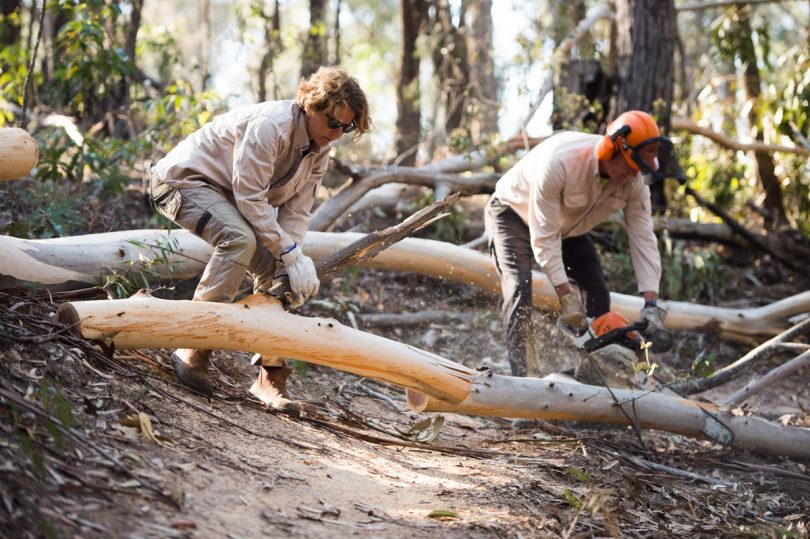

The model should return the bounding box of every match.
[1,268,809,539]
[1,182,810,538]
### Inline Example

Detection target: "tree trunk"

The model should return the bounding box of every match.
[431,0,470,134]
[394,0,428,166]
[53,293,810,458]
[200,0,211,91]
[3,230,809,342]
[610,0,677,212]
[0,0,21,46]
[300,0,328,79]
[257,0,282,102]
[0,128,38,180]
[735,5,787,229]
[465,0,498,142]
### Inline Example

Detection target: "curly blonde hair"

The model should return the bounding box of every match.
[297,66,371,139]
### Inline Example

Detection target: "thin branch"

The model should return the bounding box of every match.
[722,349,810,408]
[672,117,809,156]
[672,317,810,395]
[676,0,798,11]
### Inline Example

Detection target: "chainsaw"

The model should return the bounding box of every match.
[557,311,661,390]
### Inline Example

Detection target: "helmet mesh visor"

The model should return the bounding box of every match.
[631,138,687,185]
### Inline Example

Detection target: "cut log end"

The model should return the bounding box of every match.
[406,389,430,412]
[55,303,82,333]
[0,128,39,181]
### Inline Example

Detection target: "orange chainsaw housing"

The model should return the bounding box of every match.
[591,312,642,344]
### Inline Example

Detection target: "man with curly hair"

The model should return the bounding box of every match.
[149,67,371,408]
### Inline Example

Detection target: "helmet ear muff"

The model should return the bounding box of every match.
[595,124,632,161]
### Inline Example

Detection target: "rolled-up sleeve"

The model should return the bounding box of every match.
[624,183,661,293]
[231,118,293,258]
[529,162,569,286]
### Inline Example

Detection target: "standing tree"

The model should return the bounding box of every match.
[430,0,470,134]
[466,0,498,143]
[257,0,282,102]
[610,0,677,211]
[394,0,428,166]
[718,5,787,229]
[0,0,21,46]
[300,0,328,79]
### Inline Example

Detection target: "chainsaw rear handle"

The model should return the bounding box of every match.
[581,320,648,353]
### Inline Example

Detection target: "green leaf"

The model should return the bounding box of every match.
[427,509,460,519]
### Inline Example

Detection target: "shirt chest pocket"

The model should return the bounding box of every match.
[562,191,589,209]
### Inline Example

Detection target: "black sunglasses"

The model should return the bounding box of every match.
[325,112,356,134]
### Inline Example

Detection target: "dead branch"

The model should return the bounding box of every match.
[722,349,810,408]
[672,317,810,395]
[671,117,809,156]
[681,183,798,269]
[314,135,547,232]
[270,192,460,304]
[631,216,810,264]
[309,167,496,231]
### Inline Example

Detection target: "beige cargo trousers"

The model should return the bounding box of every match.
[150,171,284,367]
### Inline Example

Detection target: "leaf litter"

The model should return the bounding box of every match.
[1,277,809,538]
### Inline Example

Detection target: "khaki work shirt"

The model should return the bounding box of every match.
[154,100,329,258]
[492,131,661,294]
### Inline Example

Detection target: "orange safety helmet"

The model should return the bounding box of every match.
[594,111,687,185]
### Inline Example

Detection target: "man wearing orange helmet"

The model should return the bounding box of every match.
[485,110,684,377]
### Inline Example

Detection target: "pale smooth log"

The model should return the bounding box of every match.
[4,230,810,341]
[405,374,810,458]
[0,128,38,180]
[56,294,477,404]
[0,230,211,291]
[4,230,809,339]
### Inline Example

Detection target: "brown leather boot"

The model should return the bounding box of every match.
[248,365,293,410]
[170,349,214,397]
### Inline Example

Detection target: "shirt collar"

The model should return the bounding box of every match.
[292,102,332,156]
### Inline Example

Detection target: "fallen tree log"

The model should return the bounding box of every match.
[54,293,810,458]
[405,374,810,458]
[309,168,497,232]
[0,127,38,180]
[610,215,810,264]
[4,230,810,341]
[56,294,477,403]
[314,135,547,232]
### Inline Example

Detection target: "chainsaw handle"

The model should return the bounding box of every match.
[581,320,648,352]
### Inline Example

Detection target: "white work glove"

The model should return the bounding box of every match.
[640,300,673,352]
[559,292,588,333]
[278,243,319,308]
[640,300,667,335]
